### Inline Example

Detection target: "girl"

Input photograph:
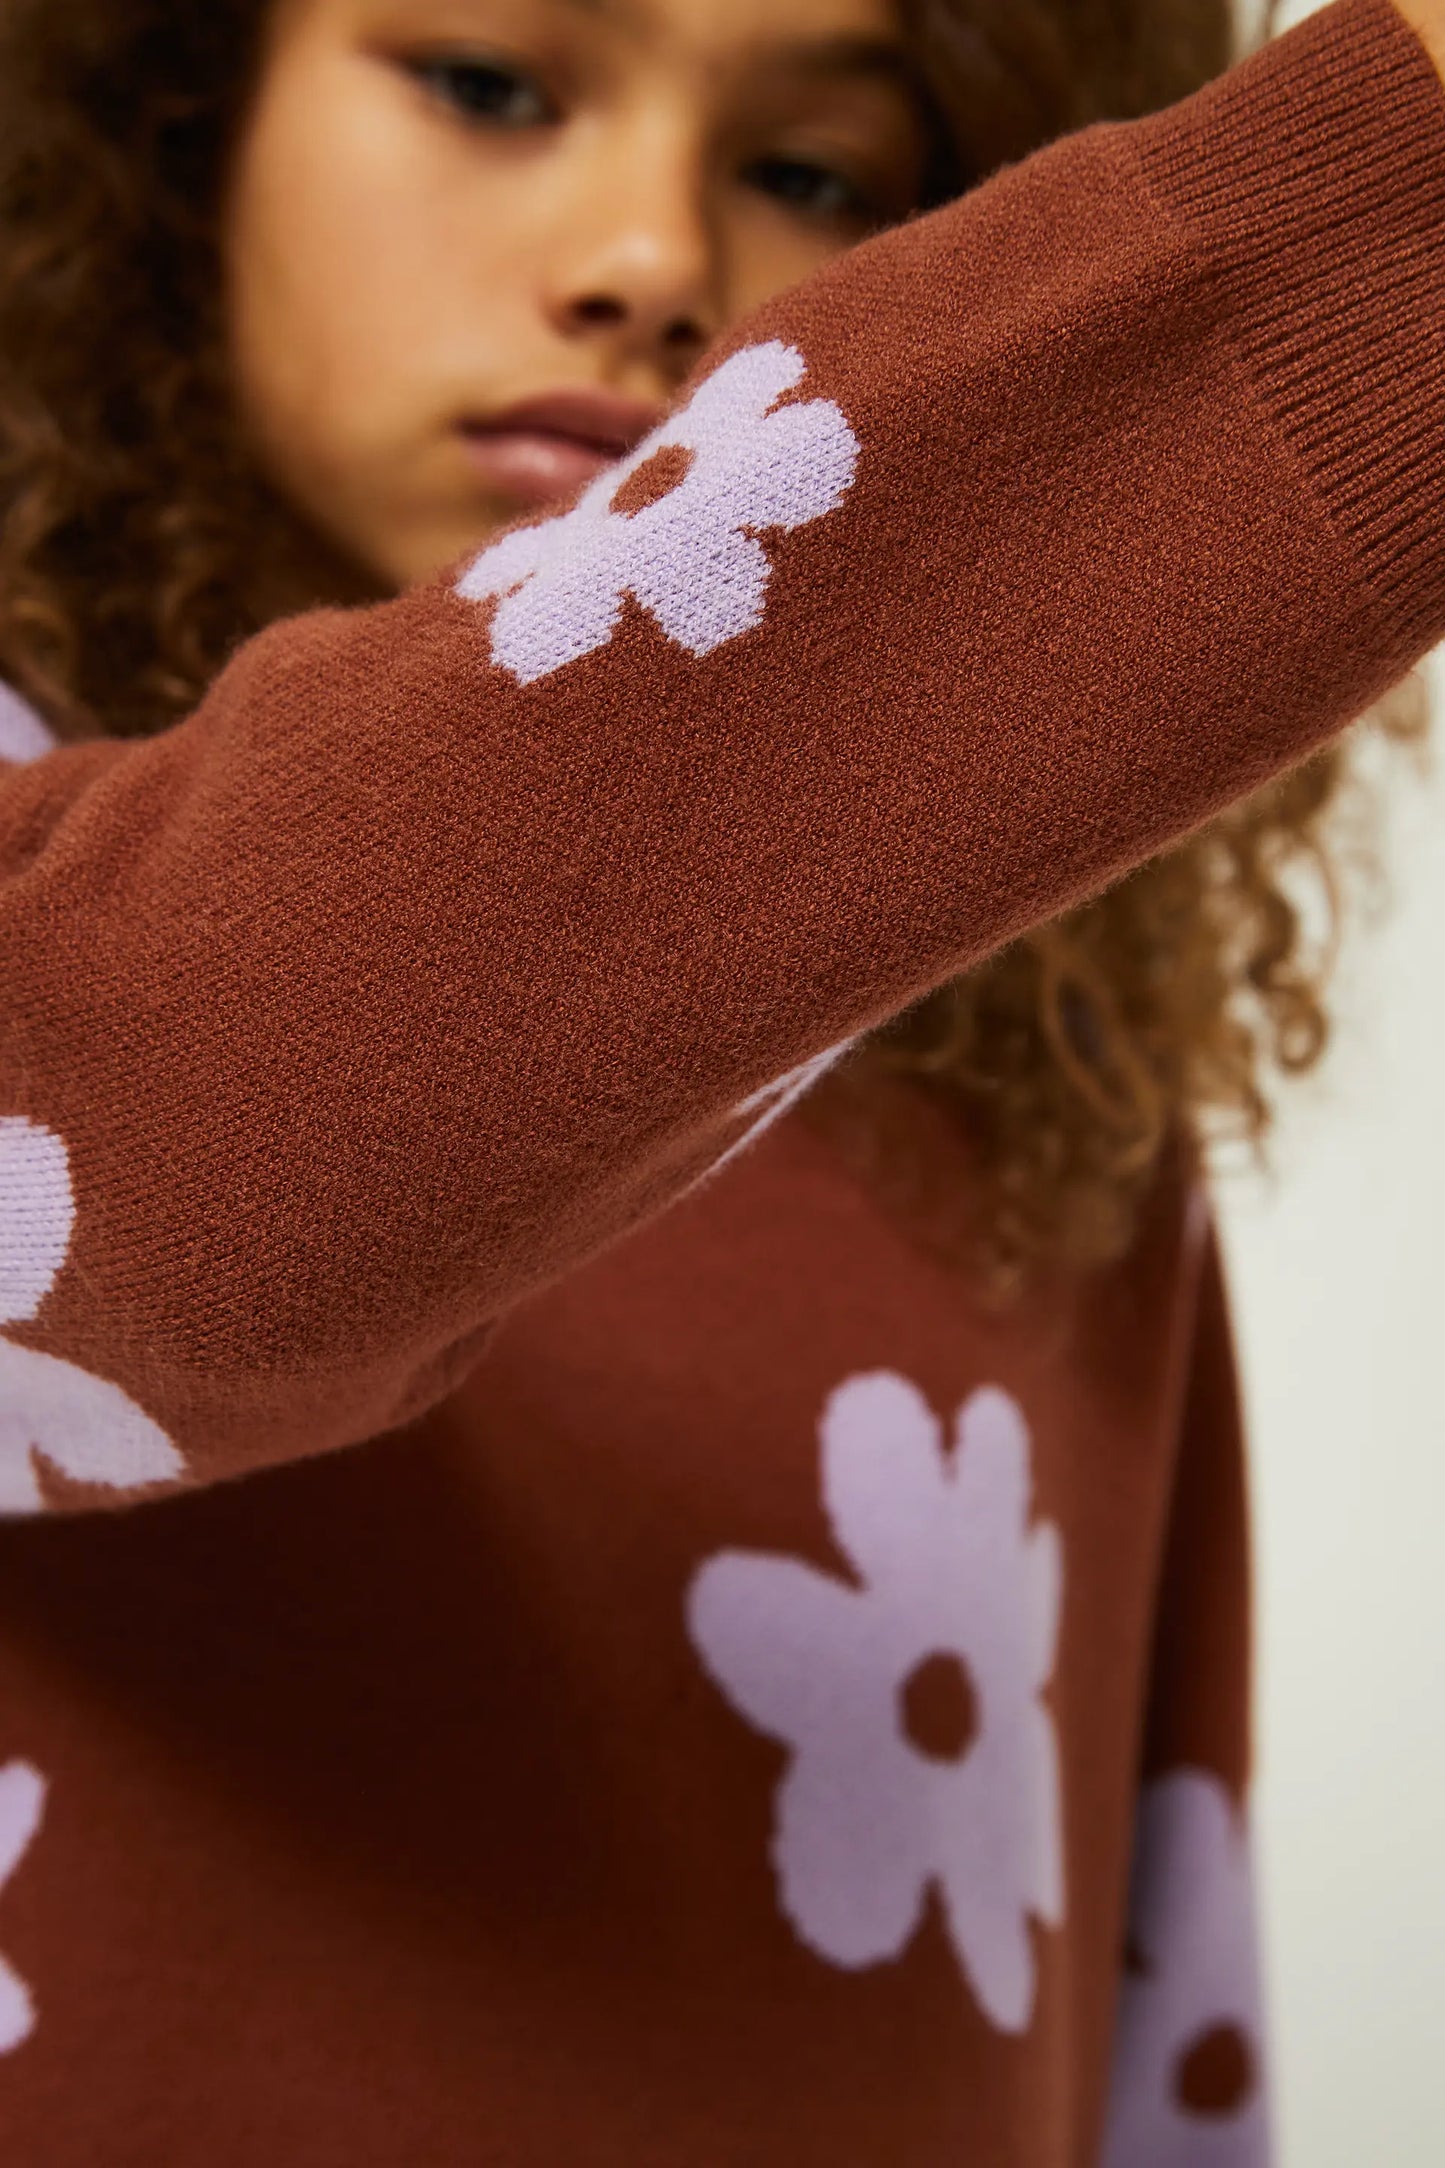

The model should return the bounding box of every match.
[0,0,1439,2158]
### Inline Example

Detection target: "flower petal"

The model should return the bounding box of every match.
[0,684,56,766]
[931,1704,1062,2032]
[686,1550,870,1745]
[0,1340,184,1512]
[952,1386,1032,1542]
[628,524,772,656]
[820,1369,950,1592]
[0,1761,43,1887]
[454,516,559,604]
[935,1783,1041,2032]
[488,551,627,684]
[0,1759,44,2055]
[1130,1772,1257,1989]
[0,1445,41,1515]
[772,1738,928,1968]
[727,399,859,533]
[673,340,806,439]
[0,1120,73,1329]
[1024,1520,1064,1695]
[950,1876,1037,2034]
[0,1960,34,2057]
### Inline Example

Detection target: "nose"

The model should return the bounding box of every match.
[541,119,721,374]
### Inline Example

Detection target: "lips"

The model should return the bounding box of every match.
[459,388,664,510]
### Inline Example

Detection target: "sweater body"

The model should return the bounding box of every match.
[0,1089,1252,2165]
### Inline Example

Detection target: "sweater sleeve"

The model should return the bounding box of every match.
[0,0,1442,1511]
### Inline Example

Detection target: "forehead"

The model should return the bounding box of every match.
[328,0,906,62]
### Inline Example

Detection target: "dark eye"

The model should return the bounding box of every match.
[743,155,875,225]
[409,55,554,129]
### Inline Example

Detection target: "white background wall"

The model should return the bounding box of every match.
[1215,615,1445,2168]
[1213,10,1445,2166]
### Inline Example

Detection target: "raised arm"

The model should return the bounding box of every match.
[1,0,1441,1510]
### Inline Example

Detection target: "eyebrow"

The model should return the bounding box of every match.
[763,35,918,91]
[553,0,641,21]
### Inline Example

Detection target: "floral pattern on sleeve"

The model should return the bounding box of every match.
[0,684,56,766]
[686,1370,1064,2034]
[0,1116,184,1512]
[1101,1769,1270,2167]
[457,341,859,684]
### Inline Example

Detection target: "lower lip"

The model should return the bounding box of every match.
[459,428,619,507]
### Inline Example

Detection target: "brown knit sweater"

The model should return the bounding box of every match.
[0,0,1440,2157]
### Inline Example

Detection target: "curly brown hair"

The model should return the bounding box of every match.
[0,0,1424,1290]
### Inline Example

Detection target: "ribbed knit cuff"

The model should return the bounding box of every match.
[1131,0,1445,655]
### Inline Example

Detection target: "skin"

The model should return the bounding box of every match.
[224,0,930,591]
[1396,0,1445,78]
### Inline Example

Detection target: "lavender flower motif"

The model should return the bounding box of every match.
[688,1370,1064,2033]
[0,1117,184,1512]
[457,341,859,683]
[1102,1770,1271,2167]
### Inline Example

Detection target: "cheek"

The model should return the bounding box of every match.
[721,208,858,326]
[226,57,477,472]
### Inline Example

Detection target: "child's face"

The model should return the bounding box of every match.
[224,0,925,591]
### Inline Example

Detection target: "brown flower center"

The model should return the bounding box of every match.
[610,441,694,517]
[898,1650,980,1763]
[1172,2022,1258,2117]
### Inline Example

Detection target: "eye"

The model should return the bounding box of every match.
[408,54,556,129]
[742,154,878,226]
